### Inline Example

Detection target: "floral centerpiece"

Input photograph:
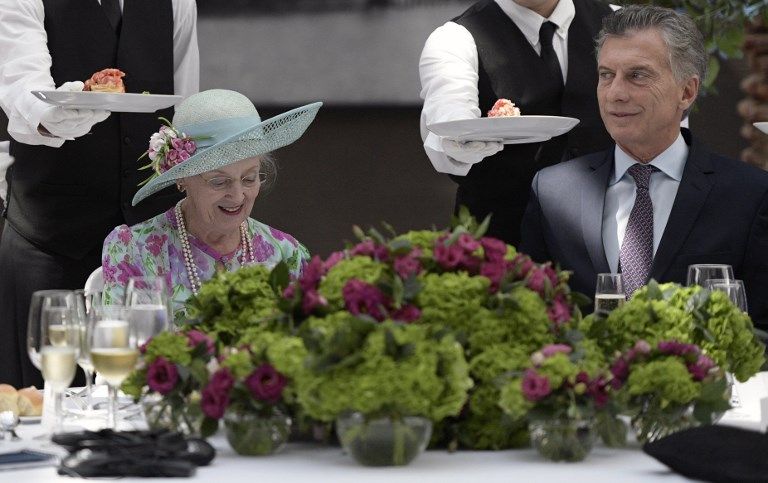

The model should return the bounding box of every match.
[122,330,217,436]
[498,340,615,461]
[294,314,471,466]
[610,339,731,443]
[272,210,584,449]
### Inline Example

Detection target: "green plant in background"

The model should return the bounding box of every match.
[611,1,768,93]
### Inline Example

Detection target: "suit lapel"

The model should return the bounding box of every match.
[581,150,613,276]
[650,135,715,280]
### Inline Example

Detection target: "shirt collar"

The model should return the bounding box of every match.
[495,0,575,47]
[611,133,688,185]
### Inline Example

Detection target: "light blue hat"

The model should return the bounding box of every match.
[132,89,322,205]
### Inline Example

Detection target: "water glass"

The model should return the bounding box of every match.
[686,264,734,287]
[594,273,625,315]
[704,279,748,312]
[125,276,171,345]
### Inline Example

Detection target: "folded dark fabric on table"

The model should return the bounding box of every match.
[52,429,215,477]
[643,425,768,483]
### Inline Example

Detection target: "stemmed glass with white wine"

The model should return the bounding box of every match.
[594,273,625,315]
[27,290,80,435]
[89,306,139,429]
[686,264,734,287]
[125,276,171,346]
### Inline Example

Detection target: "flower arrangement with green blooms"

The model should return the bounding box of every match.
[122,330,218,435]
[274,210,585,449]
[294,313,471,423]
[609,339,731,443]
[498,341,613,423]
[185,265,281,345]
[579,281,764,382]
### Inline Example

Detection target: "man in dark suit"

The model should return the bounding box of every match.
[520,5,768,329]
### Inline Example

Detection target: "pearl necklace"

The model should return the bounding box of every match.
[174,200,255,295]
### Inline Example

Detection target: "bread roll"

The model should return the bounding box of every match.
[17,386,43,417]
[0,384,18,415]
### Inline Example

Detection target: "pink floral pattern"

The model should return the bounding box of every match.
[102,207,309,320]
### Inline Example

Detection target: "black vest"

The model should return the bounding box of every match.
[452,0,613,245]
[6,0,179,259]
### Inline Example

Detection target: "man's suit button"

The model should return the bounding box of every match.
[124,136,132,145]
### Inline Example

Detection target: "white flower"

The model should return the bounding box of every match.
[206,357,220,375]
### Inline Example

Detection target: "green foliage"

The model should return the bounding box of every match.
[627,358,701,406]
[295,316,472,423]
[318,257,387,310]
[185,265,279,344]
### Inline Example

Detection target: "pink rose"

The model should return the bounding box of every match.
[393,255,421,279]
[323,251,345,270]
[299,256,326,291]
[301,289,327,315]
[167,149,178,162]
[480,237,507,262]
[540,343,572,358]
[183,139,196,154]
[512,254,535,278]
[171,137,184,150]
[391,304,421,323]
[147,356,178,395]
[245,364,287,404]
[177,149,190,162]
[456,233,480,252]
[201,384,229,419]
[434,241,463,270]
[547,295,571,325]
[521,369,551,401]
[282,283,295,300]
[480,261,506,292]
[342,279,389,321]
[186,330,215,355]
[688,355,716,381]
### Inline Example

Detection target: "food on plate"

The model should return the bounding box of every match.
[0,384,18,414]
[487,98,521,118]
[84,68,126,93]
[17,386,43,416]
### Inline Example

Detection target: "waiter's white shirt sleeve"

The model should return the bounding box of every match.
[419,0,573,176]
[0,0,199,149]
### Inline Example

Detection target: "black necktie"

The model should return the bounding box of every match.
[101,0,122,32]
[539,21,564,89]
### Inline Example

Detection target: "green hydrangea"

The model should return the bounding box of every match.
[144,331,192,366]
[238,329,309,381]
[468,344,530,383]
[186,265,278,343]
[296,319,471,423]
[220,350,252,379]
[537,353,580,389]
[627,358,701,407]
[416,272,489,332]
[318,257,387,310]
[498,377,532,421]
[393,230,443,257]
[456,385,530,449]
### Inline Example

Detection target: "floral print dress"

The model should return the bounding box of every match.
[102,207,309,321]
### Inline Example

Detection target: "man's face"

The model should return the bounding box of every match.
[597,28,698,161]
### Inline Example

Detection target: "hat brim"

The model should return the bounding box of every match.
[132,101,322,206]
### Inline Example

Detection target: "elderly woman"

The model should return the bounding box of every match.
[102,89,320,316]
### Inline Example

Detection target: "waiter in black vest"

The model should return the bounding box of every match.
[0,0,199,387]
[420,0,614,245]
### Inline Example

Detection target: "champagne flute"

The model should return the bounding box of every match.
[594,273,625,315]
[73,289,98,411]
[704,279,748,312]
[89,306,139,429]
[125,276,171,346]
[686,264,734,287]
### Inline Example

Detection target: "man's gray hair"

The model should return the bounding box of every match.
[596,5,707,85]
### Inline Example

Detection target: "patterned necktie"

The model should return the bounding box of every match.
[101,0,122,32]
[619,164,659,297]
[539,21,564,90]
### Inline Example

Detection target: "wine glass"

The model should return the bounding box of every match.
[27,290,79,435]
[89,306,139,429]
[594,273,625,315]
[125,276,171,345]
[705,279,748,312]
[73,289,99,411]
[686,264,734,287]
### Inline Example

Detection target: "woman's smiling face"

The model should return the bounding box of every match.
[182,156,262,234]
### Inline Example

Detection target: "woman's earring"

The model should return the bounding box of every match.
[177,183,185,192]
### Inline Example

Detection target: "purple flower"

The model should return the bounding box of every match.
[393,255,421,279]
[209,368,235,393]
[610,357,630,388]
[245,363,287,404]
[350,240,389,261]
[688,355,716,381]
[587,376,610,408]
[521,369,551,401]
[201,384,229,419]
[147,356,178,395]
[657,341,700,359]
[183,139,196,154]
[512,254,535,278]
[527,265,558,295]
[547,295,571,325]
[301,289,327,315]
[480,261,506,292]
[283,283,296,300]
[434,240,463,270]
[177,149,190,162]
[186,330,215,355]
[456,233,481,252]
[171,137,184,150]
[323,251,345,270]
[342,279,389,321]
[117,226,132,245]
[145,233,168,257]
[540,343,572,358]
[391,304,421,323]
[480,237,507,262]
[167,148,178,162]
[299,256,326,292]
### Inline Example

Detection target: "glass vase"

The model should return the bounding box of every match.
[141,393,203,437]
[224,409,291,456]
[630,401,698,444]
[529,418,596,462]
[335,412,432,466]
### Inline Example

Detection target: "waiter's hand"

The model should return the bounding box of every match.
[441,138,503,165]
[38,82,110,140]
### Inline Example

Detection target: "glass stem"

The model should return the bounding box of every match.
[108,384,118,429]
[84,369,94,410]
[53,390,64,434]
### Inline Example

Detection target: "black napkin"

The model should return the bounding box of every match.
[643,425,768,483]
[52,429,215,477]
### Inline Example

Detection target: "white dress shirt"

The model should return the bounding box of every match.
[602,134,688,274]
[419,0,575,176]
[0,0,199,149]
